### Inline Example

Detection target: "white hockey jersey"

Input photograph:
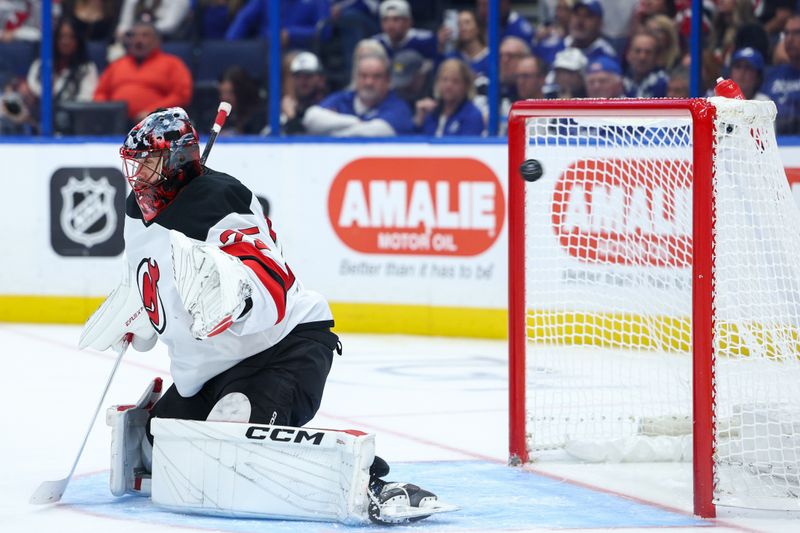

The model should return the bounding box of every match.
[124,169,333,397]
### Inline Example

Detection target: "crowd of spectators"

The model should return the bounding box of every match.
[2,0,800,136]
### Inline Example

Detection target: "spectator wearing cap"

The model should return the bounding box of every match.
[515,56,547,100]
[763,14,800,133]
[475,0,534,43]
[557,0,618,65]
[585,56,624,98]
[391,49,433,110]
[413,58,484,137]
[373,0,438,61]
[282,51,328,134]
[623,31,668,97]
[225,0,331,49]
[303,52,413,136]
[729,47,769,101]
[544,47,587,98]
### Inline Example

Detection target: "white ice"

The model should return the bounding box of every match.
[1,324,799,532]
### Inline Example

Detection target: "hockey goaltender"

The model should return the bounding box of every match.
[72,107,457,524]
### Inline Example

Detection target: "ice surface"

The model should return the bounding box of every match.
[2,325,798,532]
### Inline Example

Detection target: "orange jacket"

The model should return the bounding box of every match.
[94,50,193,119]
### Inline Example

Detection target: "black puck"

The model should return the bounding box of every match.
[519,159,543,182]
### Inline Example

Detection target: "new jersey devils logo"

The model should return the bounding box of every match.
[137,258,167,334]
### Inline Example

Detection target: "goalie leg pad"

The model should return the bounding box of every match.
[106,378,163,496]
[150,419,375,522]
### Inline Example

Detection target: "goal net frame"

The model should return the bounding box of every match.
[507,98,773,519]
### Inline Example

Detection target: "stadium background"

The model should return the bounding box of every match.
[1,0,798,338]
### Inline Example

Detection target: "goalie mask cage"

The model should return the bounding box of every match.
[508,98,800,518]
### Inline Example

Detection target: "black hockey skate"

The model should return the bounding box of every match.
[367,457,458,525]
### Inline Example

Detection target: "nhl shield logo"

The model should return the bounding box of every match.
[60,173,117,247]
[51,167,125,256]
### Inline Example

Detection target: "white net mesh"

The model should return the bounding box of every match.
[711,98,800,509]
[520,98,800,510]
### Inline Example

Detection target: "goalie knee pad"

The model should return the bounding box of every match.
[106,378,163,496]
[206,392,251,422]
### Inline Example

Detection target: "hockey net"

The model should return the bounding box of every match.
[507,98,800,516]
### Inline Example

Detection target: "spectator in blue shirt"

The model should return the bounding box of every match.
[556,0,618,65]
[623,31,668,98]
[763,14,800,134]
[373,0,438,60]
[303,52,413,136]
[729,47,770,101]
[585,55,624,98]
[225,0,330,49]
[413,58,484,137]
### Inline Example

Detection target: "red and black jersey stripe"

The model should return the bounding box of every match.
[221,242,296,324]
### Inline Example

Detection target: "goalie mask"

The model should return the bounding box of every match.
[121,107,202,222]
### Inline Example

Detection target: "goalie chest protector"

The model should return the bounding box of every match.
[123,169,333,397]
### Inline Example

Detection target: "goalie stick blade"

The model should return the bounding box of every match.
[30,478,68,505]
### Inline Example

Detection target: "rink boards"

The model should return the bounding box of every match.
[4,139,800,339]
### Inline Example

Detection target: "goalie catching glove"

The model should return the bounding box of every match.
[79,256,157,353]
[170,230,254,339]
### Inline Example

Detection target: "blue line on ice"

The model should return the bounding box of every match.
[62,460,709,531]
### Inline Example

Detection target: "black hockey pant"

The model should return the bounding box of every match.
[145,322,340,443]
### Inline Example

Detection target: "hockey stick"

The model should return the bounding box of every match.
[30,335,131,505]
[200,102,232,166]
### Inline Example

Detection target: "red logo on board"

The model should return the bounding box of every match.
[551,158,692,267]
[328,157,504,256]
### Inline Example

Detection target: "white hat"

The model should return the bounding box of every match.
[552,48,588,72]
[290,51,322,74]
[380,0,411,19]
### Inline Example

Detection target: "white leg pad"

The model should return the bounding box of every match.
[150,419,375,523]
[106,378,163,496]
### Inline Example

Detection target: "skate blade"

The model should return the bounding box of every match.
[379,501,459,521]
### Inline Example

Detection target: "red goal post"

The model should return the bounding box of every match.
[508,98,800,518]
